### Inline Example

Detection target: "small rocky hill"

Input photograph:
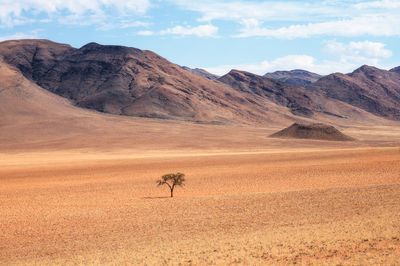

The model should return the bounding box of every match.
[269,123,355,141]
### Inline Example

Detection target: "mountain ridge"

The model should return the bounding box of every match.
[264,69,321,87]
[218,69,318,117]
[0,39,294,125]
[307,65,400,120]
[181,66,219,80]
[1,39,399,125]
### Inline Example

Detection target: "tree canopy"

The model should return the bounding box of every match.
[156,172,185,197]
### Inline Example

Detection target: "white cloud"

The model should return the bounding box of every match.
[322,40,393,68]
[0,0,152,27]
[172,0,400,39]
[120,21,151,29]
[354,0,400,9]
[204,57,358,76]
[205,55,315,75]
[204,55,322,76]
[235,15,400,39]
[0,32,38,42]
[172,0,346,22]
[96,20,151,31]
[137,30,154,36]
[204,40,393,76]
[325,40,392,59]
[160,24,218,37]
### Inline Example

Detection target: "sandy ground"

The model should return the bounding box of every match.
[1,59,400,264]
[1,146,399,265]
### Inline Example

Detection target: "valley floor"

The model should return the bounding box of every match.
[1,147,399,264]
[1,39,400,265]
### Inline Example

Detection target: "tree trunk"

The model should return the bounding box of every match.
[170,188,174,198]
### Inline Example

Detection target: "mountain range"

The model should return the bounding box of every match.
[307,65,400,120]
[0,39,399,127]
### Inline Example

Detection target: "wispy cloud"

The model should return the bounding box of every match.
[137,30,154,36]
[354,0,400,9]
[172,0,400,39]
[0,0,152,27]
[235,15,400,39]
[120,21,151,29]
[160,24,218,37]
[97,20,152,31]
[172,0,347,22]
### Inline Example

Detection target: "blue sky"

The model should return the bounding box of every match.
[0,0,399,75]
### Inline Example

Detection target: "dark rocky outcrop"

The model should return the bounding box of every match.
[270,123,355,141]
[306,65,400,120]
[218,70,318,117]
[264,69,321,87]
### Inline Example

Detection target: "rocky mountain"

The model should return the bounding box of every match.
[264,69,321,87]
[218,70,319,117]
[307,65,400,120]
[390,66,400,73]
[1,39,399,125]
[181,66,219,80]
[0,39,277,124]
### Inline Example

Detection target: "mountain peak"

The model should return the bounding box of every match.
[352,65,380,74]
[218,68,316,118]
[264,69,321,87]
[80,42,101,48]
[390,66,400,73]
[181,66,219,80]
[78,42,142,56]
[227,69,246,75]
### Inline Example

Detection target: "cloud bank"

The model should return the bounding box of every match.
[204,40,393,76]
[173,0,400,39]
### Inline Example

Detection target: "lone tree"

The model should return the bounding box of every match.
[156,172,185,198]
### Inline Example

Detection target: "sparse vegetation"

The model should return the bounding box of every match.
[157,172,186,197]
[1,149,400,264]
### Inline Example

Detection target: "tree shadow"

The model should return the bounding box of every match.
[141,196,170,199]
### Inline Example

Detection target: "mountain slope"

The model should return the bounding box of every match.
[264,69,321,87]
[0,59,293,151]
[218,70,318,117]
[181,66,219,80]
[0,39,276,124]
[1,39,398,126]
[307,65,400,120]
[390,66,400,73]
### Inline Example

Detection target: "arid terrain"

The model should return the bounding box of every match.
[1,146,400,265]
[1,39,400,265]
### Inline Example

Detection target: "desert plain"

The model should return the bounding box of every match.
[1,120,400,265]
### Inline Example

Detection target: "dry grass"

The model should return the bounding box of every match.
[1,147,399,265]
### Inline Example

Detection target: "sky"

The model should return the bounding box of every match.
[0,0,399,76]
